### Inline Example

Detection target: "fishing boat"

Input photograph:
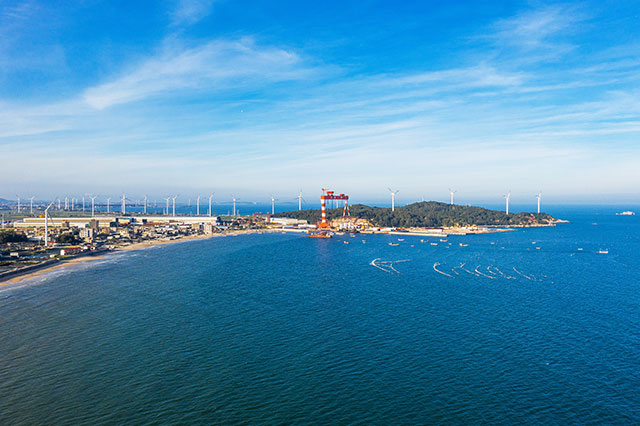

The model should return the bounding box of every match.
[598,249,609,254]
[307,231,332,239]
[459,243,468,247]
[389,243,399,246]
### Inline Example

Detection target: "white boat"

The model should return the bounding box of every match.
[598,249,609,254]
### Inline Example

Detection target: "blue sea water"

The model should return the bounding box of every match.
[1,206,639,425]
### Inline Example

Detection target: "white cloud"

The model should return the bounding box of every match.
[82,38,310,109]
[171,0,215,26]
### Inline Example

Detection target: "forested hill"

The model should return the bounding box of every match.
[277,201,556,228]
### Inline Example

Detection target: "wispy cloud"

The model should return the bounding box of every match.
[83,37,312,109]
[171,0,215,26]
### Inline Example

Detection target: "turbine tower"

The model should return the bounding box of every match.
[504,191,511,215]
[57,199,61,210]
[82,196,85,212]
[171,195,178,217]
[143,195,148,214]
[196,195,200,216]
[44,200,56,247]
[16,195,21,213]
[208,193,214,216]
[121,193,126,215]
[449,188,457,205]
[270,195,279,215]
[388,188,399,212]
[164,197,171,216]
[106,197,111,213]
[536,192,542,214]
[297,190,303,211]
[89,195,97,217]
[231,195,238,216]
[29,196,35,214]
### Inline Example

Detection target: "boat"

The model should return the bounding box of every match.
[439,239,447,242]
[598,249,609,254]
[397,238,405,242]
[307,231,332,239]
[616,211,636,216]
[388,243,399,246]
[343,241,350,244]
[430,243,438,246]
[459,243,468,247]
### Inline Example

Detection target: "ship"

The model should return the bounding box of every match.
[307,231,332,239]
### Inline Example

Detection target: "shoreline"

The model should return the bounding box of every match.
[0,229,275,288]
[0,221,564,288]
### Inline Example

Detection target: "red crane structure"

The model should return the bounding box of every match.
[319,188,350,229]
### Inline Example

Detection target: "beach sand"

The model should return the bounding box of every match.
[0,229,274,287]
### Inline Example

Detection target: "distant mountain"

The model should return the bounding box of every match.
[277,201,556,228]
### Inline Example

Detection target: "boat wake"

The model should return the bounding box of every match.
[370,258,411,274]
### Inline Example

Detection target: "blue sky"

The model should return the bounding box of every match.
[2,0,640,205]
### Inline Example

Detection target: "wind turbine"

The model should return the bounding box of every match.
[29,196,35,214]
[171,195,178,217]
[388,188,399,212]
[504,190,511,215]
[64,197,69,210]
[231,195,238,216]
[71,197,75,211]
[82,196,85,212]
[57,199,61,210]
[196,195,200,216]
[297,189,304,211]
[88,195,97,217]
[121,193,126,215]
[208,193,214,216]
[449,188,457,205]
[44,200,56,247]
[143,195,148,214]
[536,192,542,214]
[164,197,171,215]
[106,197,111,213]
[270,195,279,215]
[16,195,21,213]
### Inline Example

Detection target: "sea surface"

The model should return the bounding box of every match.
[1,206,639,425]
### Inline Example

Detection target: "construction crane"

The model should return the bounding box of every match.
[319,188,349,229]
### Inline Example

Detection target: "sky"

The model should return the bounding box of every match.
[1,0,640,205]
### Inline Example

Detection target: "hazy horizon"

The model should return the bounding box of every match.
[2,1,639,201]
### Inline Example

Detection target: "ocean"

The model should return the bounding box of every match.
[1,205,639,425]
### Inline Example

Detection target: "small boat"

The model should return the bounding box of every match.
[307,231,332,239]
[598,249,609,254]
[440,239,447,242]
[343,241,350,244]
[430,243,438,246]
[397,238,405,242]
[389,243,399,246]
[536,247,541,250]
[577,248,583,251]
[459,243,468,247]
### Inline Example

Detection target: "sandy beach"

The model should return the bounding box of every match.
[0,229,279,288]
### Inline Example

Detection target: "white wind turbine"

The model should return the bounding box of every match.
[88,195,97,217]
[71,197,75,211]
[297,189,304,211]
[171,195,179,217]
[57,199,61,210]
[106,197,111,213]
[271,195,279,215]
[231,195,238,216]
[449,188,457,205]
[196,195,200,216]
[82,196,85,212]
[504,190,511,215]
[164,197,171,216]
[388,188,399,212]
[29,196,35,214]
[121,193,127,215]
[44,200,56,247]
[536,192,542,214]
[64,196,69,210]
[143,195,148,214]
[208,193,214,216]
[16,195,21,213]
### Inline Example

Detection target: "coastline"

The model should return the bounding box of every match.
[0,229,274,288]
